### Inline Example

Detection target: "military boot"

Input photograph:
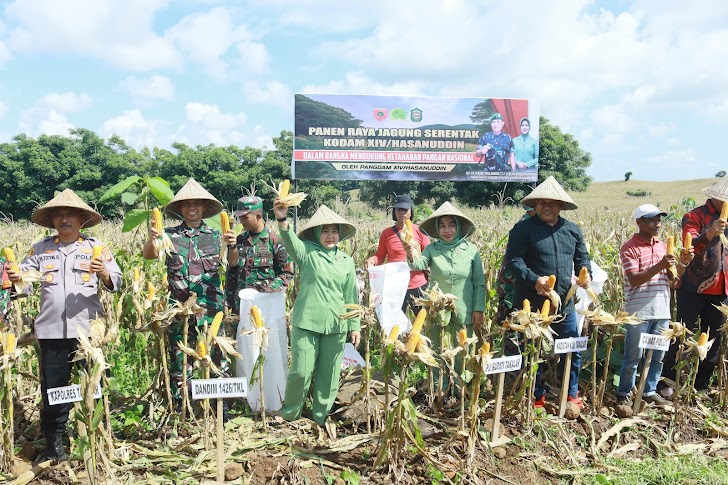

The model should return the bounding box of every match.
[45,433,67,461]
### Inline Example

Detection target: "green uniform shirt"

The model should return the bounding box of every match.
[165,222,224,316]
[278,224,360,334]
[409,239,486,326]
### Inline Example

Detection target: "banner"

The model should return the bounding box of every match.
[293,94,539,182]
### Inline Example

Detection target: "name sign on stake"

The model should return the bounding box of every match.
[553,337,588,354]
[47,384,102,406]
[483,355,522,375]
[191,378,248,400]
[638,333,670,351]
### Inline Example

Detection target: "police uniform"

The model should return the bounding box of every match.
[226,196,293,314]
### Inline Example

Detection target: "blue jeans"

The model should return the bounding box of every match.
[535,312,582,399]
[618,318,668,397]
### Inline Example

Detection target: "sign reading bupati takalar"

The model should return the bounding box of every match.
[293,94,539,182]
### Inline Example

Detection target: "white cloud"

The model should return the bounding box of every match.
[236,41,269,76]
[38,92,92,113]
[4,0,180,70]
[243,80,292,108]
[18,107,74,136]
[100,109,170,149]
[184,102,247,130]
[301,72,424,97]
[120,75,175,105]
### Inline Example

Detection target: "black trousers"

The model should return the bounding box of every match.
[403,283,428,317]
[661,289,727,390]
[39,339,79,435]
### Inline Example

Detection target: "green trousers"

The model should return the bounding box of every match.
[429,323,472,393]
[280,327,347,425]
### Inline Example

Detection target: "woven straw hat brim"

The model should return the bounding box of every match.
[31,189,102,228]
[702,177,728,202]
[520,176,578,210]
[419,201,475,239]
[298,205,356,243]
[165,178,223,219]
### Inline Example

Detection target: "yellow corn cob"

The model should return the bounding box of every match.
[386,325,400,343]
[146,282,155,301]
[4,333,16,354]
[523,299,531,314]
[479,341,491,355]
[220,211,230,233]
[161,273,168,288]
[133,267,140,283]
[666,236,675,254]
[698,332,708,347]
[209,311,224,337]
[406,309,427,353]
[683,232,692,249]
[3,247,19,273]
[404,219,414,243]
[197,340,208,358]
[250,306,264,328]
[721,202,728,221]
[541,300,551,318]
[457,328,468,348]
[152,207,163,232]
[279,179,290,198]
[546,275,556,290]
[577,266,588,285]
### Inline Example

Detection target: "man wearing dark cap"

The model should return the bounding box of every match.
[226,196,293,315]
[475,113,515,171]
[367,194,430,314]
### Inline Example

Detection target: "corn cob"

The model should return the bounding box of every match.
[3,333,16,355]
[250,306,264,328]
[89,245,103,274]
[666,236,675,254]
[133,267,140,284]
[457,328,468,348]
[147,282,155,301]
[279,179,290,198]
[220,211,230,233]
[406,309,427,353]
[577,266,588,286]
[479,341,491,355]
[197,340,208,358]
[3,247,19,273]
[386,325,400,343]
[523,299,531,314]
[683,232,692,249]
[161,273,168,288]
[546,275,556,290]
[698,332,708,347]
[721,202,728,221]
[152,207,163,232]
[541,300,551,318]
[209,311,224,336]
[404,219,414,243]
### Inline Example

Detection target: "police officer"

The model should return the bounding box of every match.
[7,189,122,462]
[143,178,237,400]
[226,196,293,315]
[475,113,515,171]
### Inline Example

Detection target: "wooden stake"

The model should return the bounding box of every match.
[216,397,224,483]
[633,348,654,415]
[491,371,505,441]
[558,352,573,418]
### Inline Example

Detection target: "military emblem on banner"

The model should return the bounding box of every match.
[373,108,388,122]
[411,108,423,122]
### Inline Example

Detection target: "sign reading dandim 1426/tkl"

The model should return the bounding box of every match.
[191,378,248,399]
[293,94,539,182]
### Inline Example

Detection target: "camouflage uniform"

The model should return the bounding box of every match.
[476,130,513,171]
[226,227,294,314]
[164,221,227,393]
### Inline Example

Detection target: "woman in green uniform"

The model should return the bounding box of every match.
[404,201,485,389]
[273,199,361,426]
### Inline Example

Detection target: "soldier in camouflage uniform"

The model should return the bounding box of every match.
[226,196,293,314]
[475,112,515,171]
[143,178,237,400]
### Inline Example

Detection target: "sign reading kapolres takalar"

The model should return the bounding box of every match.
[293,94,539,182]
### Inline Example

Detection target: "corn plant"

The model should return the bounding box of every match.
[241,305,270,429]
[0,332,19,472]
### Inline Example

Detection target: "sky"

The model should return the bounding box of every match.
[0,0,726,182]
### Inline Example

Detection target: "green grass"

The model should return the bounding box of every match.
[580,453,728,485]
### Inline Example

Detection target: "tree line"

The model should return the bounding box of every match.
[0,118,592,221]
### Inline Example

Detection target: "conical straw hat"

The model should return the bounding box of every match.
[298,205,356,242]
[165,178,223,219]
[31,188,103,228]
[419,201,475,239]
[520,176,578,210]
[702,177,728,202]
